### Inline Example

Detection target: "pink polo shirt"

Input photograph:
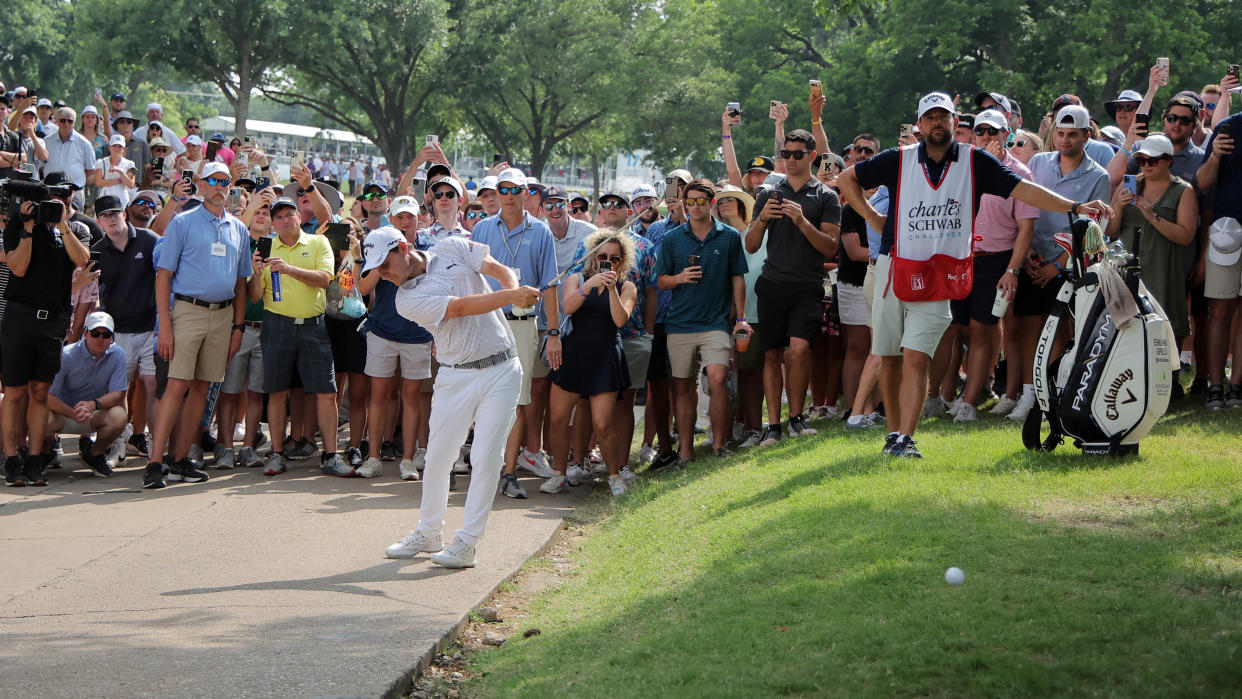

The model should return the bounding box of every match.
[974,150,1039,253]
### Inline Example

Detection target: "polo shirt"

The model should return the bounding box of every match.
[1204,115,1242,223]
[422,220,471,246]
[1084,138,1117,169]
[93,224,159,333]
[974,150,1039,252]
[2,219,91,313]
[854,141,1022,257]
[157,205,252,302]
[867,187,888,258]
[550,217,596,273]
[43,130,97,189]
[469,210,559,314]
[752,177,842,285]
[654,219,748,334]
[1026,151,1110,263]
[644,215,681,322]
[257,231,333,318]
[49,340,129,407]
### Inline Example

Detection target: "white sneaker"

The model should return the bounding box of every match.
[1008,395,1036,421]
[619,465,638,482]
[411,447,427,472]
[539,473,569,494]
[106,438,126,469]
[452,452,470,474]
[357,456,383,478]
[232,422,246,443]
[922,396,948,418]
[214,447,235,470]
[739,429,764,448]
[398,458,420,481]
[608,474,628,496]
[990,395,1018,415]
[953,402,978,423]
[638,443,656,463]
[565,463,590,486]
[430,536,476,568]
[385,530,442,559]
[518,448,556,478]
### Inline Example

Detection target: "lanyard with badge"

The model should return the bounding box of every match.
[498,219,536,315]
[211,217,228,257]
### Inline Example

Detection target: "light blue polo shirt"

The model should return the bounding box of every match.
[469,211,558,314]
[50,340,129,407]
[157,205,252,301]
[1027,151,1110,264]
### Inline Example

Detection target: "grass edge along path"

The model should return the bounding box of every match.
[461,404,1242,698]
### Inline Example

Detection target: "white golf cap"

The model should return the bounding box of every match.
[84,311,115,333]
[477,175,498,193]
[82,105,100,117]
[359,227,408,276]
[917,92,954,120]
[974,109,1008,131]
[1208,217,1242,267]
[1055,105,1092,129]
[108,134,126,147]
[146,102,162,113]
[496,167,527,187]
[201,162,230,179]
[429,176,464,198]
[36,98,52,108]
[185,134,203,146]
[631,184,658,201]
[1134,133,1174,159]
[388,195,420,217]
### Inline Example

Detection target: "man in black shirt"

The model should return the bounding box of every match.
[44,173,104,246]
[2,194,91,486]
[745,129,842,445]
[838,91,1111,459]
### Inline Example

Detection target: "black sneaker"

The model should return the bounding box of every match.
[1187,379,1208,397]
[127,432,149,457]
[81,449,113,478]
[142,462,167,489]
[896,438,923,459]
[1227,384,1242,409]
[347,446,364,468]
[1171,382,1185,401]
[5,454,26,487]
[24,452,47,487]
[200,431,217,453]
[379,440,398,461]
[649,451,679,470]
[167,459,210,483]
[1206,384,1225,411]
[882,432,900,455]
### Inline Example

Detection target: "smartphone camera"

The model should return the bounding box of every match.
[599,260,612,272]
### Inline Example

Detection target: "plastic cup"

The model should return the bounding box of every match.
[735,330,751,352]
[992,288,1010,319]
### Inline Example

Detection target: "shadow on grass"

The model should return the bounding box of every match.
[467,493,1242,698]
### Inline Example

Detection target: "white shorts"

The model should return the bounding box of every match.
[115,331,156,378]
[837,282,868,326]
[1205,255,1242,300]
[365,334,432,381]
[870,254,952,357]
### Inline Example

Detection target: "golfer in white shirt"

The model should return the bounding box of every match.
[360,229,541,568]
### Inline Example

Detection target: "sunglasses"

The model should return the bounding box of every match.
[1206,102,1217,111]
[599,200,626,209]
[431,189,458,200]
[1134,155,1169,167]
[57,118,74,124]
[1115,103,1139,112]
[466,210,487,219]
[360,191,388,201]
[1165,113,1195,126]
[132,199,157,208]
[204,177,231,187]
[1012,140,1028,148]
[89,329,114,339]
[186,124,201,129]
[571,205,588,214]
[527,187,542,196]
[596,253,622,264]
[779,149,811,160]
[683,196,712,206]
[543,201,566,210]
[297,187,313,196]
[852,145,875,155]
[497,185,524,195]
[974,126,1001,136]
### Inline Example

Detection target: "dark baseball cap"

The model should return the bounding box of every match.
[747,155,775,173]
[542,185,569,201]
[44,172,81,190]
[94,195,124,214]
[270,197,297,213]
[957,113,976,128]
[110,92,125,101]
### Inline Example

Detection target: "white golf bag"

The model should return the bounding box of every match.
[1023,216,1176,456]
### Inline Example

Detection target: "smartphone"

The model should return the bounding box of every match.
[665,176,680,200]
[227,187,243,209]
[809,79,822,99]
[181,169,194,182]
[325,222,351,254]
[1157,57,1170,85]
[769,100,780,119]
[289,150,305,174]
[686,254,701,267]
[150,156,164,172]
[1228,64,1240,78]
[244,136,255,147]
[205,140,221,161]
[425,134,439,146]
[413,177,426,200]
[256,236,273,259]
[254,176,271,190]
[1136,112,1150,136]
[94,87,102,99]
[492,153,503,166]
[726,101,741,125]
[1122,174,1137,197]
[1220,123,1232,139]
[900,123,914,138]
[89,249,102,265]
[599,260,612,272]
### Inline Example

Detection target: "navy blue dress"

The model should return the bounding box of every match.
[548,277,630,397]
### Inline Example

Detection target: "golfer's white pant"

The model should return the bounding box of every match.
[416,356,521,546]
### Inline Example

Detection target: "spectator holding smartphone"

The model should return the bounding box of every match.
[1196,98,1240,410]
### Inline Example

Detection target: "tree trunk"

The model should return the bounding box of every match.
[591,153,601,206]
[233,76,252,140]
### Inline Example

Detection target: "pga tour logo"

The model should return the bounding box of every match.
[910,273,925,291]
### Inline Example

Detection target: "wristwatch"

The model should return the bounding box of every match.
[547,328,560,337]
[232,323,244,332]
[1070,201,1082,215]
[1007,268,1020,276]
[93,399,102,411]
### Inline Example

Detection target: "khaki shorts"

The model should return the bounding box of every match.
[532,329,551,379]
[509,318,539,405]
[168,300,234,383]
[60,414,98,435]
[863,262,877,317]
[667,330,731,379]
[365,334,432,381]
[870,255,952,357]
[1205,255,1242,299]
[621,333,653,391]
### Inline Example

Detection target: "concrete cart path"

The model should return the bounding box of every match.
[0,456,588,698]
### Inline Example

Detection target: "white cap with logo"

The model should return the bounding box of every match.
[917,92,954,120]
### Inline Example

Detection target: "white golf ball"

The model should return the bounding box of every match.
[945,567,965,585]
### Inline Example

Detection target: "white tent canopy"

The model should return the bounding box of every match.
[202,116,374,145]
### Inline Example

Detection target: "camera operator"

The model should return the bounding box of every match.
[2,184,92,487]
[44,172,104,245]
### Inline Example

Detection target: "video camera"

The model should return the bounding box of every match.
[0,177,70,226]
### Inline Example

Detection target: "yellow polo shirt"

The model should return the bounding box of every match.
[260,232,334,318]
